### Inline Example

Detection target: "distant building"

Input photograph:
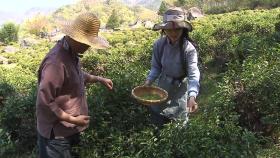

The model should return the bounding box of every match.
[187,7,204,20]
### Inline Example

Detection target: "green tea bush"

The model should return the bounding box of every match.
[139,120,258,158]
[1,8,280,157]
[1,40,52,73]
[0,22,19,44]
[0,66,37,156]
[78,28,260,157]
[0,87,37,156]
[232,46,280,136]
[192,8,280,72]
[0,66,36,93]
[78,29,157,157]
[191,7,280,139]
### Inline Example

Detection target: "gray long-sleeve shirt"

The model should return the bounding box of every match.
[147,36,200,97]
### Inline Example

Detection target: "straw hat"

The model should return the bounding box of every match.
[60,12,109,49]
[153,7,192,32]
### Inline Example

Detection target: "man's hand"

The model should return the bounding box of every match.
[70,115,90,126]
[187,96,198,113]
[98,77,113,90]
[53,108,90,127]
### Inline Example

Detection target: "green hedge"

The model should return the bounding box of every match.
[1,8,280,157]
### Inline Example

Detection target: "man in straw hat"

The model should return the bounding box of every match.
[36,12,113,158]
[145,7,200,127]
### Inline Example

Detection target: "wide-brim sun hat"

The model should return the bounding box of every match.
[153,7,193,32]
[60,12,110,49]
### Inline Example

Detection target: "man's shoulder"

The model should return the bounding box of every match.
[42,45,67,66]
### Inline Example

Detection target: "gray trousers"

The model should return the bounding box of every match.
[37,131,80,158]
[149,74,189,127]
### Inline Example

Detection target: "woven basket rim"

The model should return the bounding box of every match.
[131,86,168,105]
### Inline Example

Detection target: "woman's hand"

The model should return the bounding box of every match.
[144,80,152,86]
[98,77,113,90]
[187,96,198,113]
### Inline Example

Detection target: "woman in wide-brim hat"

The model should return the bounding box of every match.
[153,7,192,31]
[60,12,110,49]
[144,7,200,127]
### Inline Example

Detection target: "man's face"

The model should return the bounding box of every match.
[71,38,90,54]
[76,42,90,54]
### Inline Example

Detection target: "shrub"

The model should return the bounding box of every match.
[1,8,280,157]
[0,22,19,44]
[106,9,121,29]
[22,15,52,37]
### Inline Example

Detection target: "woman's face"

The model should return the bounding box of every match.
[164,28,183,44]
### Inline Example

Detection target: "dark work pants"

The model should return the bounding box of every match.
[37,131,80,158]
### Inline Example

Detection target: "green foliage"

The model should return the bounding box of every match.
[232,47,280,135]
[53,0,136,27]
[21,15,52,37]
[0,65,37,157]
[158,1,168,15]
[139,121,258,158]
[257,143,280,158]
[1,40,52,73]
[0,66,36,93]
[0,41,49,157]
[1,7,280,157]
[192,7,280,142]
[176,0,187,6]
[78,27,260,157]
[106,10,121,29]
[0,22,19,44]
[192,8,279,72]
[0,87,37,156]
[171,0,280,14]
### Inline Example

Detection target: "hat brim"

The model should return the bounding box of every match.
[153,21,192,32]
[60,22,110,49]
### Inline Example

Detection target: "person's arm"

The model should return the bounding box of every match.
[38,63,89,126]
[186,42,200,113]
[83,71,99,83]
[83,71,113,90]
[186,43,200,98]
[145,40,162,85]
[52,108,90,126]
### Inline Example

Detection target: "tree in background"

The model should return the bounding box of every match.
[105,0,112,5]
[169,0,280,14]
[177,0,204,9]
[0,22,19,44]
[22,14,52,37]
[177,0,187,6]
[158,1,168,15]
[106,9,120,29]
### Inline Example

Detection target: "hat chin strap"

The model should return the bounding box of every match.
[164,15,186,22]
